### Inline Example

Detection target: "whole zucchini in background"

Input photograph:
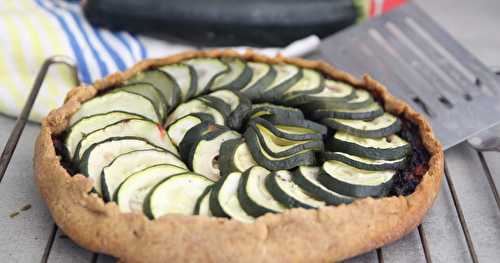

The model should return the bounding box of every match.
[83,0,367,46]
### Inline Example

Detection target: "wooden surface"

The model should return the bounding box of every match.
[1,1,500,262]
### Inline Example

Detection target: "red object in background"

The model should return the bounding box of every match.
[370,0,406,17]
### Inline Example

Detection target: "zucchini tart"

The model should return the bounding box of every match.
[35,50,444,262]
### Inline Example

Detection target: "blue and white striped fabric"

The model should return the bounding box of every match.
[0,0,319,122]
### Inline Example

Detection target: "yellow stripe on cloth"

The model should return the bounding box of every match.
[0,0,76,122]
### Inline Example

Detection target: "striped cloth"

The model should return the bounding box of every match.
[0,0,403,122]
[0,0,194,121]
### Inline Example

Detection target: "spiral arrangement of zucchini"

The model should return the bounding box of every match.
[63,55,412,223]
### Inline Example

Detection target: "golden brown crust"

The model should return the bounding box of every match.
[34,49,444,262]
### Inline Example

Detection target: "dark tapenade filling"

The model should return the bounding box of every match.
[390,119,429,196]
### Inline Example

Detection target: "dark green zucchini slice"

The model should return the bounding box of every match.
[292,166,354,205]
[126,69,181,110]
[211,57,253,91]
[237,166,286,216]
[318,160,396,198]
[311,102,384,120]
[78,137,159,194]
[240,62,276,99]
[74,118,178,163]
[260,64,302,101]
[69,90,160,125]
[322,151,406,171]
[327,131,411,160]
[285,79,355,107]
[199,96,232,119]
[209,172,255,223]
[144,173,214,219]
[116,164,187,213]
[178,122,228,161]
[115,82,167,122]
[159,63,197,102]
[249,117,322,141]
[244,128,316,171]
[262,117,328,136]
[249,103,304,122]
[165,98,225,126]
[321,113,402,138]
[194,186,213,216]
[167,113,215,146]
[209,89,252,130]
[186,128,241,180]
[283,68,324,98]
[65,111,143,160]
[219,138,257,177]
[101,149,187,201]
[340,89,374,110]
[247,126,323,158]
[303,88,374,112]
[183,58,229,96]
[265,170,325,209]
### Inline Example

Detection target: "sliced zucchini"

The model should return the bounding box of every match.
[210,172,255,223]
[328,131,411,160]
[69,90,160,125]
[245,128,316,171]
[199,96,232,119]
[260,64,302,101]
[285,79,355,106]
[101,149,187,201]
[249,118,322,141]
[187,129,241,180]
[208,89,241,112]
[302,88,374,112]
[311,102,384,120]
[292,166,354,205]
[322,151,406,171]
[115,82,166,122]
[167,113,215,146]
[211,58,252,90]
[266,170,325,209]
[341,89,374,110]
[318,160,395,198]
[78,137,158,194]
[247,126,323,158]
[209,89,252,130]
[240,62,276,99]
[64,111,143,160]
[249,103,304,121]
[145,173,214,218]
[183,58,229,96]
[179,122,228,161]
[261,117,328,136]
[159,63,196,101]
[237,166,286,216]
[165,98,225,126]
[126,69,181,110]
[194,186,213,216]
[283,68,324,97]
[116,164,187,213]
[219,139,257,177]
[322,113,402,138]
[75,118,178,163]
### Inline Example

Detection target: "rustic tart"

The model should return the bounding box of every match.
[34,50,444,262]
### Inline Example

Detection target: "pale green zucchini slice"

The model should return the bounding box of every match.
[101,149,186,201]
[144,173,214,218]
[116,164,188,213]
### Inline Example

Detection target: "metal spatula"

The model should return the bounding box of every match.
[309,2,500,150]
